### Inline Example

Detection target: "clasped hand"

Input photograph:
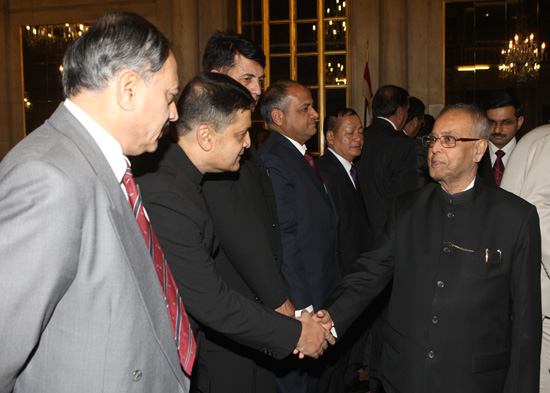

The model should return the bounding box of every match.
[293,309,335,359]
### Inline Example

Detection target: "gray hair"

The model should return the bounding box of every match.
[259,79,309,128]
[62,11,170,98]
[439,103,490,139]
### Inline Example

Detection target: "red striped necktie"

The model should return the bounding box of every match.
[493,150,505,187]
[123,164,196,375]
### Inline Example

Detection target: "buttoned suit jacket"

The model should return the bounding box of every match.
[316,150,373,274]
[0,104,189,393]
[501,125,550,319]
[325,178,542,393]
[356,118,418,239]
[259,130,341,311]
[196,145,288,392]
[135,142,301,368]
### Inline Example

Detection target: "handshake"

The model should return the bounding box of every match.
[293,309,335,359]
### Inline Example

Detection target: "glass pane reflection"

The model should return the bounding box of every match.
[298,56,318,86]
[325,20,347,51]
[241,0,262,22]
[297,22,318,53]
[270,56,291,82]
[241,25,263,50]
[270,24,290,54]
[325,87,347,113]
[325,55,347,85]
[270,0,289,21]
[297,0,317,20]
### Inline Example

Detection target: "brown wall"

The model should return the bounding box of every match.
[0,0,445,159]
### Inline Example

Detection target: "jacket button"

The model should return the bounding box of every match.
[432,316,438,324]
[437,281,444,288]
[133,370,142,382]
[447,212,455,219]
[428,351,435,359]
[443,247,451,253]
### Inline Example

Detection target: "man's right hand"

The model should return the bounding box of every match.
[294,311,334,359]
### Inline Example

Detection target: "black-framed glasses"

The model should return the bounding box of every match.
[421,135,481,148]
[489,118,517,128]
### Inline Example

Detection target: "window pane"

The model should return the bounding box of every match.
[310,87,319,113]
[241,25,263,50]
[325,20,347,51]
[297,0,317,20]
[325,55,347,85]
[241,0,262,22]
[270,24,290,53]
[270,56,291,82]
[270,0,289,21]
[325,87,347,113]
[325,0,347,18]
[297,22,318,53]
[297,56,318,87]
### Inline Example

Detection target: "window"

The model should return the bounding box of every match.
[239,0,349,154]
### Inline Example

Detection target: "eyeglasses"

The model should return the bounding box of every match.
[421,135,481,148]
[489,119,517,128]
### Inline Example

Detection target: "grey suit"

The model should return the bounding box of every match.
[0,104,189,393]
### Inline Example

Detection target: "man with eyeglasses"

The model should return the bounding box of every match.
[478,91,524,187]
[314,103,542,393]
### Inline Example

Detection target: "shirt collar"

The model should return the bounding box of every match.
[488,137,517,157]
[378,117,398,130]
[328,147,353,172]
[64,98,128,184]
[280,133,308,155]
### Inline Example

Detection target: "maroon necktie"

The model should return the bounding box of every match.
[123,164,196,375]
[304,149,324,186]
[493,150,505,187]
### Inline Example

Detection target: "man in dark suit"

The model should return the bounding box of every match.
[356,85,418,392]
[136,73,333,392]
[317,108,372,274]
[0,12,192,392]
[357,85,418,239]
[197,31,294,393]
[316,104,542,393]
[316,108,373,392]
[259,79,341,393]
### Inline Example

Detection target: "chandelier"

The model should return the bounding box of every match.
[499,32,546,83]
[23,23,89,48]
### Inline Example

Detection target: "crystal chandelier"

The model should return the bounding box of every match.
[23,23,89,47]
[499,32,547,83]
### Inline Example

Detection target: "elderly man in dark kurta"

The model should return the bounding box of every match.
[316,103,542,393]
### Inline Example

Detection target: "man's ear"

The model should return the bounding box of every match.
[326,130,335,147]
[197,124,214,152]
[473,138,488,163]
[271,108,284,127]
[210,69,220,74]
[117,69,140,111]
[517,115,525,129]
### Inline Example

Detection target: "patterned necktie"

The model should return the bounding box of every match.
[304,149,324,186]
[493,150,505,187]
[122,164,196,375]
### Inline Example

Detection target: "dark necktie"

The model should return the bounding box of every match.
[350,164,359,190]
[123,164,196,375]
[493,150,505,187]
[304,149,324,186]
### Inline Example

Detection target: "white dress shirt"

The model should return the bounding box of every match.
[488,138,516,168]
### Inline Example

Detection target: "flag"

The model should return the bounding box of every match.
[362,59,374,125]
[362,61,373,104]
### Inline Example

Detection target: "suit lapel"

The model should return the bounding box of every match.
[48,104,187,385]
